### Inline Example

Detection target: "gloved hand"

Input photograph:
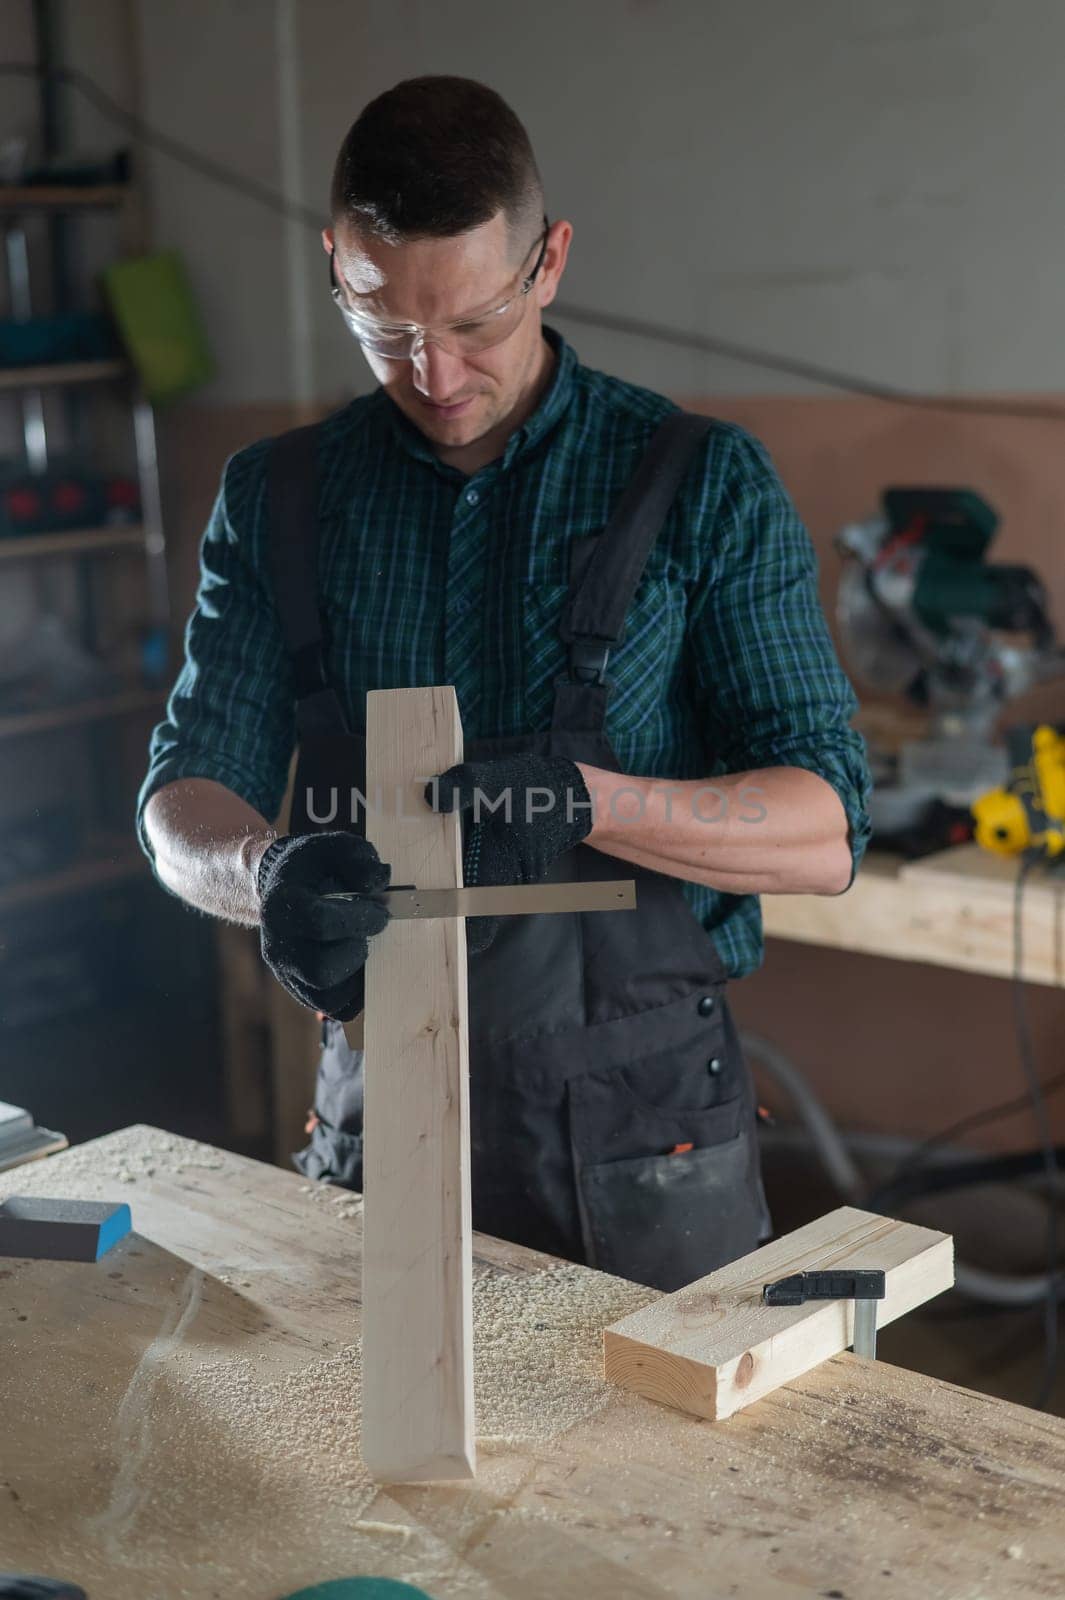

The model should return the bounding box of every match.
[425,753,593,953]
[257,831,391,1020]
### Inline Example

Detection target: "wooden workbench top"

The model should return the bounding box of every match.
[2,1127,1062,1599]
[762,843,1065,987]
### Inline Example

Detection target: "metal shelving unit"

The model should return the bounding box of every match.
[0,835,146,914]
[0,11,222,1154]
[0,184,129,213]
[1,177,169,911]
[0,356,128,390]
[0,687,164,741]
[0,522,146,560]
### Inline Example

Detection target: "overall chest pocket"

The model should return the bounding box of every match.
[568,1017,741,1171]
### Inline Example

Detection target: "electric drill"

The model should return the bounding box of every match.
[971,723,1065,858]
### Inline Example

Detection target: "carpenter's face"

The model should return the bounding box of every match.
[324,210,568,453]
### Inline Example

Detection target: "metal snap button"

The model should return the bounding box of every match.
[707,1057,723,1075]
[697,995,716,1016]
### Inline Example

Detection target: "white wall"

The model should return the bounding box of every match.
[65,0,1065,406]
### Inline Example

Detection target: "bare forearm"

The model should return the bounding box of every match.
[575,764,853,895]
[142,779,278,926]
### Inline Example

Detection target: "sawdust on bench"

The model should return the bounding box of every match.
[84,1262,652,1593]
[2,1127,656,1594]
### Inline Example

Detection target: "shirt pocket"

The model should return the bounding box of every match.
[605,571,688,735]
[520,564,688,735]
[520,582,572,729]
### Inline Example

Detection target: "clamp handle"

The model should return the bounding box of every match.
[762,1269,886,1307]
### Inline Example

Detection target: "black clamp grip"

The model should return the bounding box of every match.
[762,1269,886,1307]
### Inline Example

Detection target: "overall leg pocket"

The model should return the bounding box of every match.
[580,1136,757,1290]
[568,1033,763,1290]
[292,1025,365,1188]
[292,1119,364,1189]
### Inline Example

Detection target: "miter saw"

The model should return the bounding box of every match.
[836,487,1065,854]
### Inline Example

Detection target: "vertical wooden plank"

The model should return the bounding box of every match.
[361,686,475,1480]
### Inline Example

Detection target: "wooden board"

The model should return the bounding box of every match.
[901,839,1065,894]
[1,1128,1062,1600]
[361,685,475,1481]
[604,1206,954,1421]
[761,845,1065,987]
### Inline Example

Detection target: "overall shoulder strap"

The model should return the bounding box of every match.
[559,410,714,685]
[265,423,350,736]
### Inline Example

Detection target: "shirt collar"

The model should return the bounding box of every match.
[381,325,577,478]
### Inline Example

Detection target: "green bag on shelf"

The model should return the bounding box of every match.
[101,249,214,403]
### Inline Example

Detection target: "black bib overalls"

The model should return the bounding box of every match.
[265,413,770,1293]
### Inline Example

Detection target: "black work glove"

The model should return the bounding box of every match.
[257,832,391,1020]
[424,754,593,954]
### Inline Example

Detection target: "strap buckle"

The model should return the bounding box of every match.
[569,639,611,686]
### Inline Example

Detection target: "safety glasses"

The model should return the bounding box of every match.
[329,218,549,360]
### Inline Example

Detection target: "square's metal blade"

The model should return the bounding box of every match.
[322,880,636,919]
[384,880,635,919]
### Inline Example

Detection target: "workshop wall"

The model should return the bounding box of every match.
[127,0,1065,627]
[128,0,1065,406]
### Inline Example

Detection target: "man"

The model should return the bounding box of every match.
[139,76,871,1292]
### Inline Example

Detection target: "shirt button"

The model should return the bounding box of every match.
[707,1057,723,1075]
[466,488,480,506]
[697,995,716,1016]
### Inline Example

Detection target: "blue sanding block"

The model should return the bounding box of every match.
[279,1582,433,1599]
[0,1197,131,1262]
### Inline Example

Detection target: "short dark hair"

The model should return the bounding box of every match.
[330,76,543,251]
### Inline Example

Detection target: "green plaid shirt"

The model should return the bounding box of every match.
[138,329,871,978]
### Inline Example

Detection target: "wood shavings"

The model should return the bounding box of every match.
[0,1234,650,1595]
[295,1178,364,1219]
[352,1519,413,1542]
[38,1341,382,1594]
[0,1125,225,1197]
[472,1262,654,1444]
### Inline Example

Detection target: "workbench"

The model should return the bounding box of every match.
[2,1128,1062,1598]
[762,842,1065,988]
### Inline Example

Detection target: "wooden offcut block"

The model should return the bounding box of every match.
[604,1207,953,1421]
[360,686,475,1482]
[0,1196,131,1262]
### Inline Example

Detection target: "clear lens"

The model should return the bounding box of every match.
[330,222,547,360]
[337,294,524,360]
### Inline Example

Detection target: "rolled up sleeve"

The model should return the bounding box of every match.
[136,446,296,860]
[686,428,873,886]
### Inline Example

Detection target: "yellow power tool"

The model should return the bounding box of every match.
[972,724,1065,858]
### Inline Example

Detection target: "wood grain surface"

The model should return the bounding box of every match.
[0,1128,1062,1600]
[604,1207,954,1420]
[761,844,1065,987]
[362,686,475,1481]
